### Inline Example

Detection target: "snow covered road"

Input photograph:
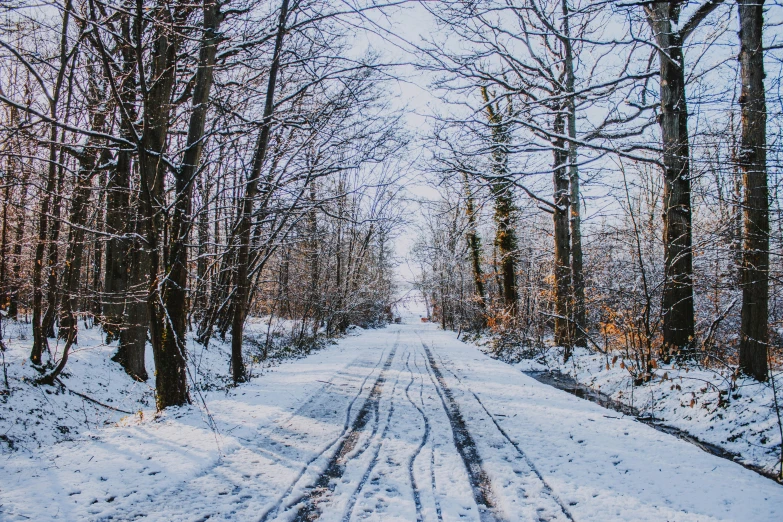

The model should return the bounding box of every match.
[2,322,782,521]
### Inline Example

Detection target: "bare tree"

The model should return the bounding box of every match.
[643,0,726,359]
[737,0,769,381]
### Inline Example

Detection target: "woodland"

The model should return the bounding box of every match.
[0,0,782,483]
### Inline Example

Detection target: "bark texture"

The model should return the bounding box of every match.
[135,1,195,409]
[738,0,769,381]
[158,0,223,405]
[646,2,695,358]
[562,0,586,347]
[553,110,573,352]
[481,88,518,315]
[104,5,136,343]
[463,172,487,319]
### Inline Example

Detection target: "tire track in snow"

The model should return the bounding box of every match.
[122,344,393,522]
[414,352,443,522]
[404,351,430,522]
[420,341,502,522]
[335,344,397,477]
[339,350,405,522]
[258,338,398,522]
[432,350,574,522]
[279,341,399,522]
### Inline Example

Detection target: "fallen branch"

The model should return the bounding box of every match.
[55,378,135,415]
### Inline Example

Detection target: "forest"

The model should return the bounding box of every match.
[412,0,781,382]
[0,0,406,409]
[1,1,783,520]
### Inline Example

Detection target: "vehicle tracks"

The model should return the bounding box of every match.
[420,341,501,522]
[259,339,398,522]
[404,352,431,522]
[119,343,395,522]
[265,334,573,522]
[339,351,404,522]
[431,349,574,522]
[282,342,399,522]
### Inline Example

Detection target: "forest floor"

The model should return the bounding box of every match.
[2,320,783,521]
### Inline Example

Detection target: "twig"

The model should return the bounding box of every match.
[700,297,738,353]
[538,311,606,353]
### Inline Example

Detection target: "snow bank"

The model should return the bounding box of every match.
[0,318,367,521]
[509,345,783,479]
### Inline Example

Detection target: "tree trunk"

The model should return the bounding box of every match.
[462,172,486,321]
[1,183,9,313]
[9,168,28,320]
[481,87,518,315]
[58,161,101,342]
[562,0,586,347]
[738,0,769,381]
[135,1,195,409]
[114,227,149,382]
[30,124,58,364]
[103,159,132,330]
[2,106,22,319]
[107,46,147,378]
[646,4,695,358]
[495,187,518,315]
[157,0,222,406]
[307,183,321,333]
[231,0,290,383]
[103,9,136,342]
[42,157,66,339]
[553,110,572,353]
[91,170,106,320]
[195,176,210,320]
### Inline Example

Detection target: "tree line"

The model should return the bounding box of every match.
[412,0,780,383]
[0,0,406,409]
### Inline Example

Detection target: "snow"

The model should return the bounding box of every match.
[512,345,783,478]
[0,321,157,452]
[2,320,782,521]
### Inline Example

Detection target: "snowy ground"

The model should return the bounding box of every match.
[511,345,783,479]
[2,321,782,521]
[0,317,316,454]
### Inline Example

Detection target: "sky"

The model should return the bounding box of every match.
[346,1,446,290]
